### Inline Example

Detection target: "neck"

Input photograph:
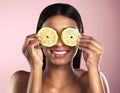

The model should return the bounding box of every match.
[43,62,75,88]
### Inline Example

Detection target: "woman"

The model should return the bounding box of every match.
[9,3,109,93]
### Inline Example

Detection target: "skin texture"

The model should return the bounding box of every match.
[9,15,109,93]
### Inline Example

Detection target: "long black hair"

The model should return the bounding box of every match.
[36,3,84,70]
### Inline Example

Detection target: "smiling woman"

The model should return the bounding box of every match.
[9,3,109,93]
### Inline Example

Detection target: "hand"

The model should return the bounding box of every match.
[22,34,43,69]
[77,34,104,69]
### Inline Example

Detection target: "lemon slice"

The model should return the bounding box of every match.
[61,28,80,46]
[38,27,58,47]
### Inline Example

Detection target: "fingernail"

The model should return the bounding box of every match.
[77,39,80,42]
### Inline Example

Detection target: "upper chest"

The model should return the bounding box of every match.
[42,80,89,93]
[42,70,89,93]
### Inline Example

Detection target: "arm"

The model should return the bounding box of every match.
[88,66,109,93]
[9,34,43,93]
[27,65,43,93]
[77,34,109,93]
[22,34,43,93]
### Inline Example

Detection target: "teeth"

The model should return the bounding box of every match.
[53,51,67,55]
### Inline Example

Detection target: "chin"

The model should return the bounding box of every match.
[46,56,73,67]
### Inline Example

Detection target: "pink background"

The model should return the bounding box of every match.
[0,0,120,93]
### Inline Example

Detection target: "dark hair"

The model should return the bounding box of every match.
[36,3,84,70]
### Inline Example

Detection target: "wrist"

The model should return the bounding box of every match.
[30,62,43,72]
[88,67,100,73]
[87,64,100,72]
[86,61,99,70]
[87,66,101,76]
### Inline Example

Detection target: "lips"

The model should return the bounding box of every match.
[53,51,67,55]
[51,50,69,58]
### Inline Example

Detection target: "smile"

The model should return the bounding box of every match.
[53,51,67,55]
[51,50,69,58]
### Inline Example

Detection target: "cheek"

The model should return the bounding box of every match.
[42,47,50,57]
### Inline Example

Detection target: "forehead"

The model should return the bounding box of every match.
[42,15,78,31]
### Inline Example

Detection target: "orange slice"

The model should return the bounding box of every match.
[61,28,80,46]
[38,27,58,47]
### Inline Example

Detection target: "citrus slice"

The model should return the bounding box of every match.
[37,27,58,47]
[61,28,80,46]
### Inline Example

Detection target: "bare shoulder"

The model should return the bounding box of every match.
[74,69,109,93]
[9,70,30,93]
[75,68,109,83]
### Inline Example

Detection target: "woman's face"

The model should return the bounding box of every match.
[42,15,79,65]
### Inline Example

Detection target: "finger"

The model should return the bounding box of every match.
[78,42,99,51]
[30,40,41,51]
[34,41,42,49]
[77,45,94,55]
[27,33,38,38]
[25,40,41,55]
[77,42,103,56]
[77,35,104,54]
[22,35,41,54]
[79,35,103,51]
[22,37,36,54]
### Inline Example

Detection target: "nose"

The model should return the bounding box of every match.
[56,38,64,47]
